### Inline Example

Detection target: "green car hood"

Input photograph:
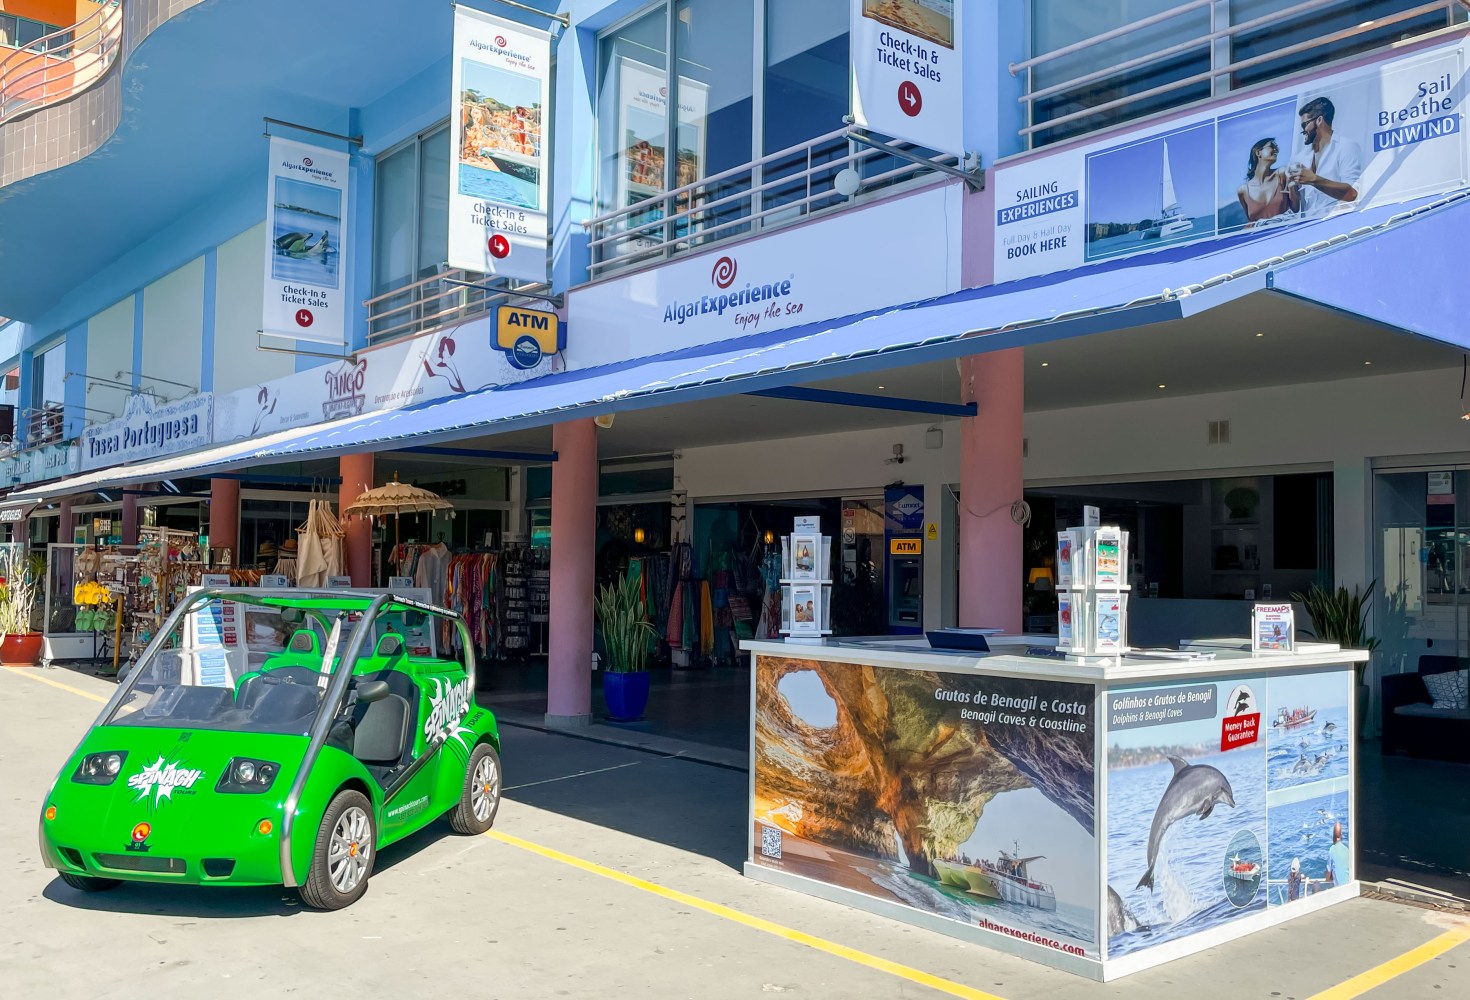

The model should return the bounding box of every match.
[45,726,308,862]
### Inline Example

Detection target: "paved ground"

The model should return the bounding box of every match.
[3,665,1468,1000]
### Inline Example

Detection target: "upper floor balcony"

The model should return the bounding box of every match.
[0,2,122,126]
[1015,0,1469,150]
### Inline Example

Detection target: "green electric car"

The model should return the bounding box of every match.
[38,589,502,909]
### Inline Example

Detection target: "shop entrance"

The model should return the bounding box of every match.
[1367,466,1470,899]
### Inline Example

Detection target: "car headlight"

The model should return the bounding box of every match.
[73,751,128,785]
[216,757,279,794]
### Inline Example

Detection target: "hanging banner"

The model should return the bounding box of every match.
[449,7,551,283]
[262,136,351,345]
[993,39,1468,284]
[851,0,963,154]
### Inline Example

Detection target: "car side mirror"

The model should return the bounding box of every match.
[355,679,390,704]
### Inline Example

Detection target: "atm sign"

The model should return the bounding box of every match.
[890,538,922,556]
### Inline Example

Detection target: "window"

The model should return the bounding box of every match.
[1023,1,1463,148]
[28,341,66,446]
[370,124,484,342]
[593,1,851,258]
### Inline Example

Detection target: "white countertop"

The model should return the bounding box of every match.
[739,638,1369,684]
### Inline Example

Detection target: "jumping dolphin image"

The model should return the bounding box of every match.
[1137,755,1236,891]
[1107,885,1149,936]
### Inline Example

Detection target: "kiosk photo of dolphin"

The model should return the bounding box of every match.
[1137,755,1236,891]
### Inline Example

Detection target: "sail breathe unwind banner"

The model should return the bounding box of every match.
[992,38,1469,284]
[262,136,350,346]
[449,7,551,283]
[851,0,963,154]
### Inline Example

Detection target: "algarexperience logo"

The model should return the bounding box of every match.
[663,256,794,325]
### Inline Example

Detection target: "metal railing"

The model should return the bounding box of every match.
[1013,0,1465,147]
[20,403,64,448]
[583,126,968,280]
[364,267,556,345]
[0,1,123,125]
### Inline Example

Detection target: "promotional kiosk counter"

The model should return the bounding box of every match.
[741,636,1368,981]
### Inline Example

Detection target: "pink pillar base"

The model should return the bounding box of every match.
[547,418,597,725]
[339,454,375,587]
[958,350,1025,634]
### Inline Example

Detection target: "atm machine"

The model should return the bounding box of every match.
[883,486,925,635]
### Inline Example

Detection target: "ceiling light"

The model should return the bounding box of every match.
[877,385,886,390]
[1157,384,1167,389]
[1363,361,1372,366]
[1255,333,1264,338]
[1041,362,1050,367]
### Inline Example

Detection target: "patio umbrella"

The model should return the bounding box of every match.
[296,498,344,588]
[343,474,453,550]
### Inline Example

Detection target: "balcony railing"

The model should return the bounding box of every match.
[1012,0,1467,148]
[364,267,555,345]
[583,126,969,281]
[0,1,123,125]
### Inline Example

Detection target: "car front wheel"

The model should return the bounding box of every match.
[449,743,502,834]
[59,872,120,893]
[298,789,375,910]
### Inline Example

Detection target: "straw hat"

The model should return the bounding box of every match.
[281,538,298,553]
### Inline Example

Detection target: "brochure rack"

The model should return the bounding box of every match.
[1056,525,1131,659]
[779,523,832,644]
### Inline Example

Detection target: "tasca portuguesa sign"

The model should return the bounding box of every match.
[82,393,213,471]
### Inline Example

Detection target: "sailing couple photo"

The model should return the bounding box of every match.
[1232,95,1363,229]
[1083,89,1365,263]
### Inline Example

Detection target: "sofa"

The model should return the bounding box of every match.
[1380,654,1470,762]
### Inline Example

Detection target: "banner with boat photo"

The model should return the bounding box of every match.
[750,655,1100,959]
[992,36,1468,284]
[448,6,550,283]
[1104,669,1353,960]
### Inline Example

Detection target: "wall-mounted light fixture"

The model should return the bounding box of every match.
[633,527,646,544]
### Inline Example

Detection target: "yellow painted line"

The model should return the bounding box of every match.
[1304,923,1470,1000]
[2,666,107,703]
[485,829,1004,1000]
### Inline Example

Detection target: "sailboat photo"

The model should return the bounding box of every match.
[1144,138,1195,240]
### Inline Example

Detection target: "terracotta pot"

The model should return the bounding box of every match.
[0,632,44,666]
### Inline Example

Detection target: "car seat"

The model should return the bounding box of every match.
[352,689,411,765]
[248,682,320,726]
[373,631,406,665]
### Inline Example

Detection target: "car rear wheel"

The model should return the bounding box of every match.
[449,743,501,834]
[59,872,120,893]
[298,789,375,910]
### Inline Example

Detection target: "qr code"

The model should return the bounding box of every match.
[760,825,782,859]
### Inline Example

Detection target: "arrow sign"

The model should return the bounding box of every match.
[898,81,923,118]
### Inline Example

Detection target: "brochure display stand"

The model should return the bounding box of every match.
[779,520,832,644]
[1056,525,1131,659]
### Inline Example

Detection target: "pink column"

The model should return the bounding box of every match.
[210,478,240,562]
[121,486,140,546]
[547,418,597,727]
[339,454,375,587]
[958,350,1025,633]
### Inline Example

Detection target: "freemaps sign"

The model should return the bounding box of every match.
[262,137,351,345]
[82,393,212,471]
[992,39,1469,284]
[851,0,963,154]
[448,7,551,283]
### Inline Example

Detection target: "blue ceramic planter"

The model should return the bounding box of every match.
[604,670,650,721]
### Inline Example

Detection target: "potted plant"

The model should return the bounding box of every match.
[595,572,656,721]
[0,546,44,666]
[1292,581,1379,732]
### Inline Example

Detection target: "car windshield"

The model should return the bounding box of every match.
[105,597,353,736]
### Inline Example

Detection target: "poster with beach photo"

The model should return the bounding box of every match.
[752,655,1098,959]
[852,1,962,153]
[614,58,709,247]
[1105,679,1268,959]
[261,136,350,346]
[448,7,550,282]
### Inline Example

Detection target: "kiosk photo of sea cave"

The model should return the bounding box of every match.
[752,656,1098,958]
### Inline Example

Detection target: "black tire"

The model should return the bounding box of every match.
[297,789,375,910]
[449,743,502,834]
[59,872,120,892]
